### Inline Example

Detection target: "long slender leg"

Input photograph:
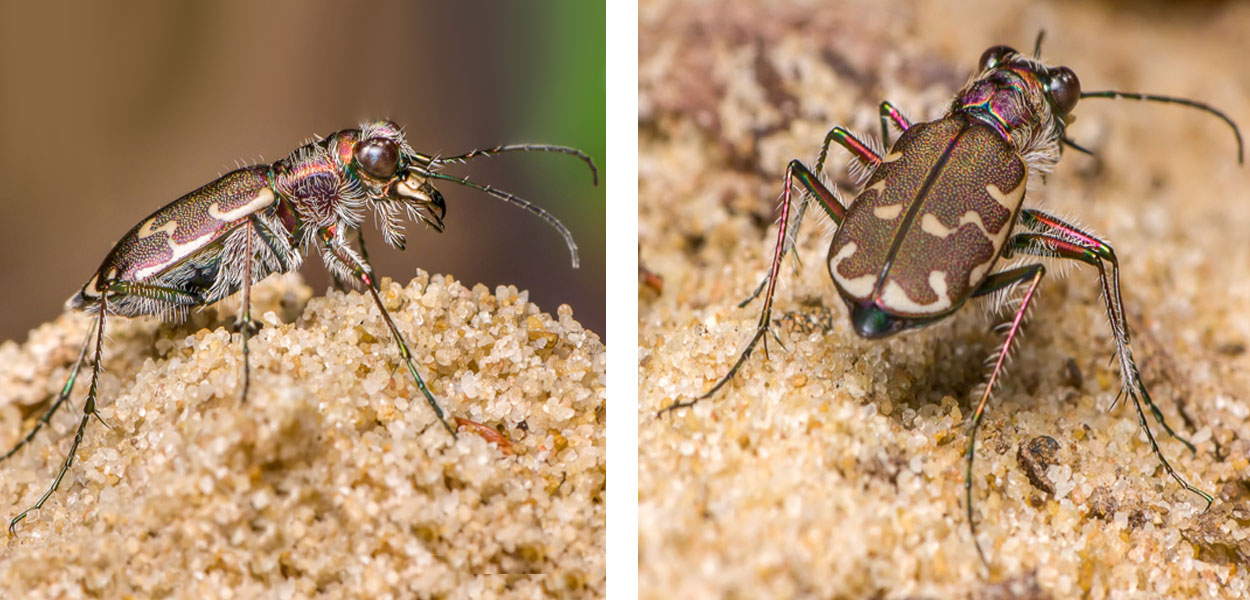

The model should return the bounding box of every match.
[1017,209,1196,451]
[10,293,110,533]
[321,232,457,437]
[0,320,96,463]
[1007,223,1210,498]
[878,100,912,149]
[660,160,847,415]
[739,126,877,307]
[963,263,1046,565]
[239,218,255,402]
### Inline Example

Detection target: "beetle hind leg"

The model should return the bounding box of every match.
[9,294,111,533]
[0,320,96,466]
[964,263,1047,565]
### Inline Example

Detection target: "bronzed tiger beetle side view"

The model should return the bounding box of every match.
[1,119,597,532]
[660,34,1243,564]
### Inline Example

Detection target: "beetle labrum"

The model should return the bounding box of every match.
[1,120,597,531]
[659,39,1243,563]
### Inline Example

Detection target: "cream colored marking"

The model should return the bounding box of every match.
[134,230,217,279]
[920,211,1003,239]
[208,187,276,221]
[137,218,178,239]
[969,260,994,287]
[83,274,100,297]
[828,242,876,298]
[986,180,1026,211]
[880,271,952,313]
[865,180,886,193]
[873,204,902,220]
[881,151,903,163]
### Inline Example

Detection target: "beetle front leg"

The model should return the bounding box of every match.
[321,231,457,438]
[661,160,846,415]
[878,100,912,149]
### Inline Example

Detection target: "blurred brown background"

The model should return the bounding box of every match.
[0,1,605,342]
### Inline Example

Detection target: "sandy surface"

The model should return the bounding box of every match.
[0,272,605,598]
[639,1,1250,597]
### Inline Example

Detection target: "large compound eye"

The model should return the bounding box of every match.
[1046,66,1081,115]
[354,139,400,179]
[979,45,1016,70]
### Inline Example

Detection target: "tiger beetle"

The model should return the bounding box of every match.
[2,120,597,532]
[660,35,1243,565]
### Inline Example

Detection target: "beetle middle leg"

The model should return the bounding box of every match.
[661,159,848,414]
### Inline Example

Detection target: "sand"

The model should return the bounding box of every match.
[0,271,605,599]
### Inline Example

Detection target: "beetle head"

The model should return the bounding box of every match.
[954,45,1081,148]
[349,120,447,233]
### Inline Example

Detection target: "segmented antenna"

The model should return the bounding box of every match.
[1080,90,1245,164]
[437,144,599,185]
[419,144,599,269]
[422,171,584,269]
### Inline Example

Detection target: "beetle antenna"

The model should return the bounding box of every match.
[1080,91,1245,164]
[1033,30,1046,59]
[423,171,581,269]
[434,144,599,186]
[1060,136,1097,157]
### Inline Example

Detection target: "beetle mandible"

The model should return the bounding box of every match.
[2,120,597,531]
[659,37,1243,563]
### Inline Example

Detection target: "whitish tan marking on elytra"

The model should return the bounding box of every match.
[208,187,276,222]
[969,259,995,288]
[880,271,952,313]
[134,230,217,279]
[986,180,1026,211]
[920,211,1002,240]
[881,151,903,163]
[829,242,876,298]
[873,204,902,220]
[83,274,100,297]
[137,219,179,240]
[865,180,886,194]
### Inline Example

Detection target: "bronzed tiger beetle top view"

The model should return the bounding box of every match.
[1,119,597,532]
[661,34,1243,565]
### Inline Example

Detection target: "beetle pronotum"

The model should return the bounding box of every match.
[661,36,1243,563]
[1,120,597,531]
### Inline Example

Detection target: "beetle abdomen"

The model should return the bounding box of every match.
[71,166,277,315]
[828,115,1025,320]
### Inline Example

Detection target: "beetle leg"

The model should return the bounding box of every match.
[878,100,912,149]
[1016,209,1198,451]
[0,320,96,465]
[330,227,376,292]
[238,217,255,403]
[662,160,842,415]
[1006,224,1211,504]
[963,263,1046,565]
[739,158,850,308]
[10,292,110,533]
[321,232,457,438]
[740,126,874,308]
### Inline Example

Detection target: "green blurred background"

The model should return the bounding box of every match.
[0,1,606,341]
